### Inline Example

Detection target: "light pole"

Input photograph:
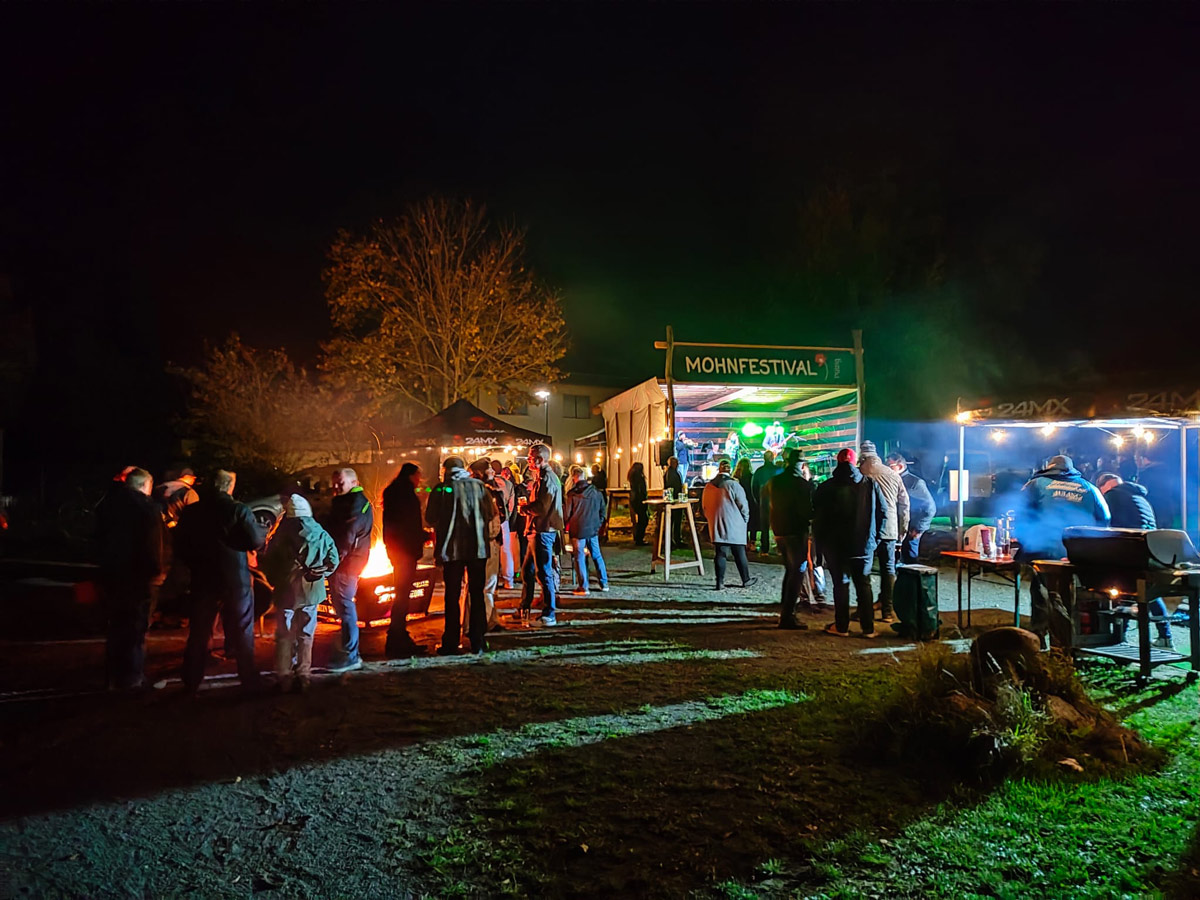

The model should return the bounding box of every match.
[534,389,551,443]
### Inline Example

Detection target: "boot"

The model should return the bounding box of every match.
[878,573,896,619]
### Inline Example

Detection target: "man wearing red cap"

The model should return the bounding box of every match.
[812,448,887,638]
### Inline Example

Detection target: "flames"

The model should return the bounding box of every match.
[360,539,393,579]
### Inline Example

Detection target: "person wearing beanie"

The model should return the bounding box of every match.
[813,448,887,638]
[261,494,340,692]
[426,456,497,653]
[323,468,375,673]
[858,440,908,624]
[1018,453,1110,639]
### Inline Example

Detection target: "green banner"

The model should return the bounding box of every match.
[671,345,856,386]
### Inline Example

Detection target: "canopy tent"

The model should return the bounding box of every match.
[953,386,1200,548]
[600,333,864,489]
[388,398,551,458]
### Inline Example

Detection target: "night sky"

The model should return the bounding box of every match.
[3,3,1199,473]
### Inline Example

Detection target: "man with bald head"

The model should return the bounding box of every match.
[324,467,375,672]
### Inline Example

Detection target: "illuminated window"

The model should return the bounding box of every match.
[563,393,591,419]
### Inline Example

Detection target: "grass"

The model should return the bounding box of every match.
[413,655,1198,899]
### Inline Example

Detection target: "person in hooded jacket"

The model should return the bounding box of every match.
[1097,473,1175,648]
[175,469,267,691]
[426,456,497,653]
[262,494,339,692]
[469,459,508,631]
[563,465,610,595]
[323,468,375,673]
[382,463,427,658]
[858,441,908,623]
[1096,473,1156,530]
[1018,454,1110,638]
[701,460,755,590]
[94,466,164,690]
[813,449,887,638]
[628,462,649,546]
[767,449,815,629]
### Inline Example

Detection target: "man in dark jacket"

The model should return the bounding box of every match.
[176,470,267,691]
[751,450,782,555]
[1018,455,1110,639]
[564,465,609,595]
[663,456,686,548]
[426,457,496,654]
[525,443,565,626]
[768,449,815,630]
[323,468,375,672]
[1096,473,1156,530]
[95,467,164,689]
[813,449,886,638]
[1018,455,1111,560]
[1096,472,1174,647]
[382,463,427,658]
[886,452,936,564]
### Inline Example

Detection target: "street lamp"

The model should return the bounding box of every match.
[534,388,551,441]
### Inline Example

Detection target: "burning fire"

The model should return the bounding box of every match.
[360,539,394,579]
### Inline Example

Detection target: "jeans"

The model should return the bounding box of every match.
[828,560,874,634]
[442,558,487,652]
[572,535,609,592]
[900,529,923,564]
[714,543,750,587]
[100,578,153,689]
[275,605,318,678]
[535,531,558,615]
[328,571,361,665]
[758,495,773,554]
[776,534,810,625]
[386,552,419,653]
[874,540,897,616]
[183,586,257,690]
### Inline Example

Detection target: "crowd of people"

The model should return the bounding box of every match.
[90,432,1180,695]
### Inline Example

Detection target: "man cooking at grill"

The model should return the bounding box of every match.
[1017,454,1110,638]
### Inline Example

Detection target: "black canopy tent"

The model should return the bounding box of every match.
[953,386,1200,549]
[385,398,552,465]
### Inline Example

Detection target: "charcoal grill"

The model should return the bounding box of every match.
[1046,527,1200,683]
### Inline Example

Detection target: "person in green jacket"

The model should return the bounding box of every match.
[262,494,340,691]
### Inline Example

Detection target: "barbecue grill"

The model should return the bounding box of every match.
[1046,527,1200,683]
[317,564,439,629]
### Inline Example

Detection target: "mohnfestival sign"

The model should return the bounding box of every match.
[672,345,856,386]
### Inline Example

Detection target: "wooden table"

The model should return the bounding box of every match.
[941,550,1022,628]
[646,499,705,581]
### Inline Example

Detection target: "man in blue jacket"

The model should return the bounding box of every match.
[1018,455,1110,639]
[563,465,610,595]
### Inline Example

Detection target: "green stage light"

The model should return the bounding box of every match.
[741,422,764,437]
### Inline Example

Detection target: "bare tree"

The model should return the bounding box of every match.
[322,197,568,414]
[176,334,368,476]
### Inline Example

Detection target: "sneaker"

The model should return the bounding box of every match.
[879,613,899,625]
[572,589,591,597]
[779,620,809,630]
[1152,637,1175,650]
[860,631,879,640]
[436,645,464,656]
[739,577,759,589]
[539,615,560,627]
[599,585,611,593]
[823,623,849,637]
[328,659,363,674]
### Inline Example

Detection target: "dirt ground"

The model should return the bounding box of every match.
[0,542,1183,898]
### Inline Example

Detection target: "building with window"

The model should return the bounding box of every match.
[475,376,626,463]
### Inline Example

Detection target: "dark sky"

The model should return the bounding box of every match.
[4,2,1199,402]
